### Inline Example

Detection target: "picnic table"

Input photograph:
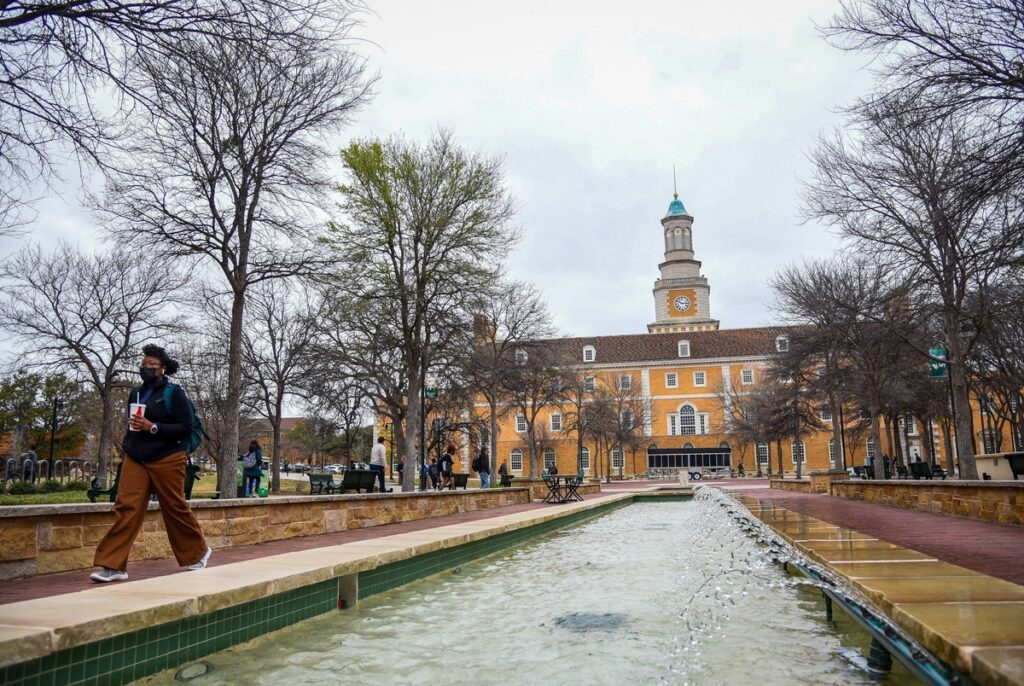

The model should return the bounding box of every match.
[542,473,584,504]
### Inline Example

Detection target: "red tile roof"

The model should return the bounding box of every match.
[542,326,803,364]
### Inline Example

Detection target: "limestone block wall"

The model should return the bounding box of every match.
[829,481,1024,527]
[0,489,531,580]
[768,477,812,493]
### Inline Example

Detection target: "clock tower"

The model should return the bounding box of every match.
[648,193,720,333]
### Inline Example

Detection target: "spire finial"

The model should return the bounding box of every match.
[673,165,678,198]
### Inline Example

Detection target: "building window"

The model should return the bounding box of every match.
[611,446,624,469]
[515,415,527,433]
[791,440,806,464]
[820,406,832,422]
[859,408,871,421]
[693,371,706,387]
[583,345,596,362]
[543,447,556,470]
[584,376,596,391]
[778,371,793,383]
[756,442,769,464]
[550,413,562,432]
[665,372,678,388]
[618,375,632,391]
[979,395,991,416]
[980,430,997,454]
[667,413,678,435]
[775,335,789,352]
[900,415,918,436]
[514,349,528,365]
[677,340,690,358]
[741,369,754,385]
[679,406,697,435]
[866,439,875,460]
[698,413,709,435]
[510,448,523,472]
[829,438,842,464]
[620,410,633,429]
[580,447,591,472]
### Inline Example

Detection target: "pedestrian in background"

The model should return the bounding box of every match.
[474,446,491,489]
[438,445,455,490]
[369,436,387,492]
[242,441,263,497]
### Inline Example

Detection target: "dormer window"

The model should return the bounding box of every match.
[514,349,528,365]
[775,335,789,353]
[583,345,596,362]
[677,340,690,358]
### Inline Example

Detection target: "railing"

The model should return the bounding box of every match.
[2,457,98,489]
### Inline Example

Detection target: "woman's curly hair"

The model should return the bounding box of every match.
[141,344,180,376]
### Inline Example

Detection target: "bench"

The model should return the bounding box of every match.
[447,473,469,490]
[87,460,201,502]
[329,468,377,494]
[908,462,933,480]
[308,472,333,495]
[1006,453,1024,480]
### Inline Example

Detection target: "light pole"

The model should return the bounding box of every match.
[48,398,64,465]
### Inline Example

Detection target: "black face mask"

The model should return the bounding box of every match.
[139,367,159,382]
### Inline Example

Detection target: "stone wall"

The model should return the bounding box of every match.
[769,477,813,493]
[0,488,531,580]
[829,481,1024,527]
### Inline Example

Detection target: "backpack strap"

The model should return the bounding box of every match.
[162,383,175,412]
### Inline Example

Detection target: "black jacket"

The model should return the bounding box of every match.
[122,377,193,463]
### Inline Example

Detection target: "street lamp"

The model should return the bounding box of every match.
[48,398,64,464]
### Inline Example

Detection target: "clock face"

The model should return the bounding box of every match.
[673,295,691,312]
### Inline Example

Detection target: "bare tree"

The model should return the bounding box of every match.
[100,17,372,497]
[804,103,1024,479]
[238,279,323,493]
[502,344,564,478]
[463,281,556,479]
[331,130,518,492]
[0,242,183,473]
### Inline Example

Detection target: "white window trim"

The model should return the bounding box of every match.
[583,345,596,362]
[543,448,556,469]
[820,407,832,422]
[580,447,591,472]
[756,443,769,464]
[775,335,789,352]
[550,413,562,432]
[611,447,624,469]
[584,376,596,391]
[677,340,690,358]
[693,371,706,387]
[618,375,632,391]
[510,448,523,472]
[741,369,754,385]
[665,372,678,388]
[791,441,806,464]
[515,415,527,433]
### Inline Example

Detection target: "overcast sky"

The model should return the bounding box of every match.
[13,0,874,339]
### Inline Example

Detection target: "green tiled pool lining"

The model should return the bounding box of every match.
[0,494,655,686]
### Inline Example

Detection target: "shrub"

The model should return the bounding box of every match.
[41,479,65,493]
[7,480,39,495]
[64,480,90,492]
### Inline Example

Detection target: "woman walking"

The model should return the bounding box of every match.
[90,344,210,582]
[242,440,264,497]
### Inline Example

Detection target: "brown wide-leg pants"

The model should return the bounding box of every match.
[93,451,207,572]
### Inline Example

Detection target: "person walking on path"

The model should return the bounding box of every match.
[90,344,210,583]
[498,460,511,487]
[369,436,387,492]
[242,440,263,497]
[427,458,439,489]
[438,445,455,490]
[473,446,491,489]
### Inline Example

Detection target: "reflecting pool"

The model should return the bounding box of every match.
[140,497,917,685]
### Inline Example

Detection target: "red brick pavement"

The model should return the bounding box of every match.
[710,484,1024,586]
[0,495,609,606]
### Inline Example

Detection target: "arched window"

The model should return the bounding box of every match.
[580,447,591,471]
[683,442,695,449]
[611,446,624,469]
[679,406,696,435]
[791,440,806,464]
[719,441,730,449]
[756,442,769,464]
[543,448,556,470]
[583,345,596,362]
[510,448,523,472]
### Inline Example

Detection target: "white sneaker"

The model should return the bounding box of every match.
[90,567,128,583]
[185,548,212,571]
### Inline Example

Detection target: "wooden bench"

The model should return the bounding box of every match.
[329,468,377,494]
[308,472,333,495]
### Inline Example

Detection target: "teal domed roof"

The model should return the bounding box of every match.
[666,193,688,217]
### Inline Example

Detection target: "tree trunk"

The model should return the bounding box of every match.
[271,411,282,495]
[945,312,977,479]
[219,288,246,498]
[775,439,784,477]
[403,367,421,492]
[891,413,904,468]
[940,418,955,475]
[869,409,884,480]
[829,394,845,472]
[919,416,933,466]
[97,390,116,477]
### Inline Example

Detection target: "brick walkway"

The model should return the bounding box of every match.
[709,483,1024,586]
[0,496,607,606]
